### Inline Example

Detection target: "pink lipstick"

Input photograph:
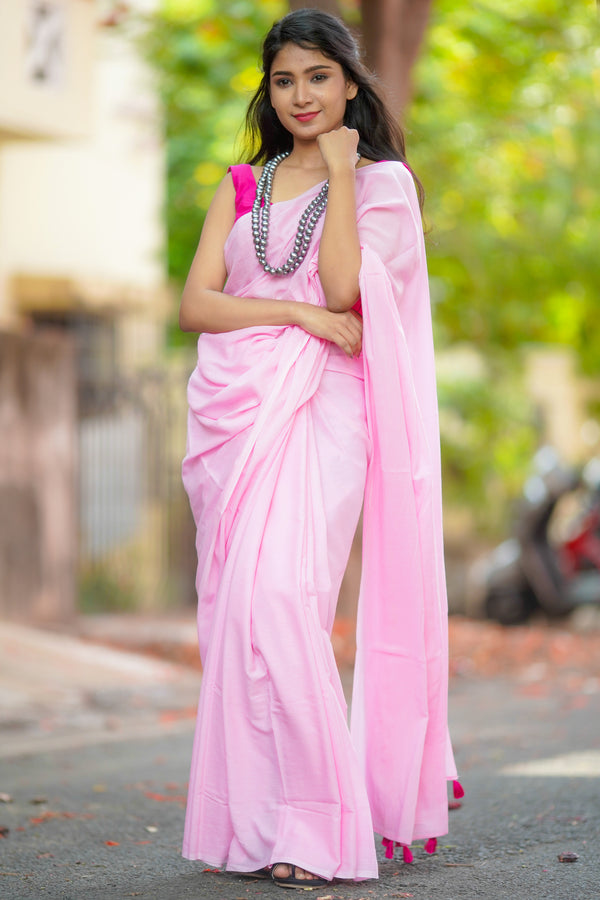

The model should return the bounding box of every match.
[294,112,319,122]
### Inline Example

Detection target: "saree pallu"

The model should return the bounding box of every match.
[182,162,457,879]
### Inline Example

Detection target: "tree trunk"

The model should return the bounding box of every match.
[360,0,434,118]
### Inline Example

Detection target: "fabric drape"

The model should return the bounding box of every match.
[181,161,456,878]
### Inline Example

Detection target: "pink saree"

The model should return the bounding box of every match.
[181,161,457,879]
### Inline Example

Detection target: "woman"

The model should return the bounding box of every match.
[180,8,459,890]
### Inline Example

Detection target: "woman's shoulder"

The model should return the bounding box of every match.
[355,159,418,204]
[356,158,414,183]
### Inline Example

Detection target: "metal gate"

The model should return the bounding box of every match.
[78,361,197,612]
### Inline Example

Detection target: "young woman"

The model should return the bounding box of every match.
[180,8,459,890]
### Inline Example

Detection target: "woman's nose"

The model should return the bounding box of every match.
[293,80,312,106]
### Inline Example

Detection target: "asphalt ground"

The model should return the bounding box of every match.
[1,617,599,899]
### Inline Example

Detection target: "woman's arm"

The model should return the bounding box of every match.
[179,174,304,333]
[316,127,362,313]
[178,173,363,356]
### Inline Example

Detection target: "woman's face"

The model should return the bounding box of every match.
[269,43,357,144]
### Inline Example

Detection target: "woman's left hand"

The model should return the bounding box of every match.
[317,126,359,173]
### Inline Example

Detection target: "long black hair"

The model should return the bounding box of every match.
[243,7,424,210]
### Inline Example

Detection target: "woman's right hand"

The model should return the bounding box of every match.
[296,303,363,358]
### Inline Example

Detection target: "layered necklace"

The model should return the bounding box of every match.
[251,151,330,276]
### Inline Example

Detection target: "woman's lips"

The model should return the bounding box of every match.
[293,112,319,122]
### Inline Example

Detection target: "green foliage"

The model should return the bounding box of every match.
[410,0,600,371]
[436,346,538,532]
[79,566,138,613]
[407,0,600,529]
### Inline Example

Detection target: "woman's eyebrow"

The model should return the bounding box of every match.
[271,64,334,76]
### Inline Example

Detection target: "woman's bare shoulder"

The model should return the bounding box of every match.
[201,171,236,233]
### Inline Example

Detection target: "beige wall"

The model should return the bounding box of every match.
[0,0,167,353]
[0,330,78,622]
[0,0,94,141]
[524,346,600,463]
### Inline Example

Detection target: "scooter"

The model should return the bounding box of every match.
[468,447,600,625]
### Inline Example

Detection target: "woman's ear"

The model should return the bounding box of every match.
[346,80,358,100]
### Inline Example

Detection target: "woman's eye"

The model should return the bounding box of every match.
[275,78,291,87]
[312,74,327,82]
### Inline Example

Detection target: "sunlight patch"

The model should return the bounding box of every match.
[501,751,600,778]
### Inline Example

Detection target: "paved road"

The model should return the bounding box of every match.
[2,665,599,899]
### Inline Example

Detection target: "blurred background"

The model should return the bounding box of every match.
[1,0,599,635]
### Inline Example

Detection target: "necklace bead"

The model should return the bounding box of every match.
[252,152,330,276]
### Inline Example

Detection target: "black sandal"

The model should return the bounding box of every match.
[239,866,271,879]
[271,863,328,889]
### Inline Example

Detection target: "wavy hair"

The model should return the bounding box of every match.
[243,7,424,210]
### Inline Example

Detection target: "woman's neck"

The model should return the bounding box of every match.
[283,142,327,171]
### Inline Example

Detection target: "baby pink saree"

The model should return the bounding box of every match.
[181,161,457,879]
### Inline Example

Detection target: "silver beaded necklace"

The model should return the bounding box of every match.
[251,152,330,276]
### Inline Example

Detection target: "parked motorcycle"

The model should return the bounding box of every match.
[468,447,600,625]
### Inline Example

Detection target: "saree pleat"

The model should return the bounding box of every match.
[183,321,376,876]
[182,162,457,878]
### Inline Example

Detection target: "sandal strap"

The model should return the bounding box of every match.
[271,863,328,887]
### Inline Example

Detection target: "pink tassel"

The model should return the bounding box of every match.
[381,838,414,863]
[382,837,394,860]
[453,780,465,799]
[424,837,437,854]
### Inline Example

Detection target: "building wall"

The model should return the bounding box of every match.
[0,0,167,357]
[0,0,94,141]
[524,346,600,464]
[0,330,78,622]
[0,1,169,622]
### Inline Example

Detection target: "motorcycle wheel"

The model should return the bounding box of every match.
[485,587,536,626]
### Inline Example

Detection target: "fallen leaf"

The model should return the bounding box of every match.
[144,791,186,804]
[557,852,579,863]
[448,801,463,811]
[145,826,158,833]
[93,784,107,793]
[105,840,120,847]
[29,811,94,826]
[0,826,9,838]
[0,794,12,804]
[159,707,196,724]
[30,797,48,805]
